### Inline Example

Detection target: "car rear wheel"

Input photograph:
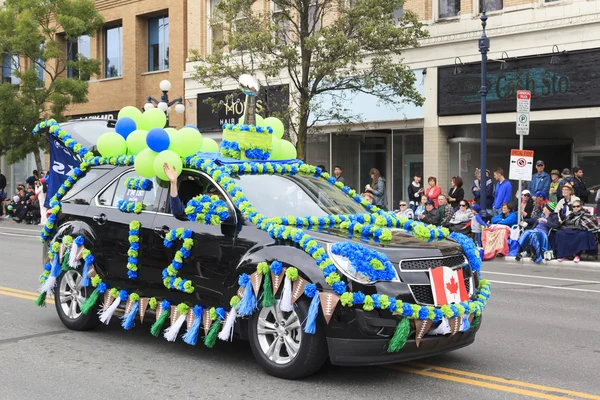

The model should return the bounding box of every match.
[248,297,328,379]
[55,269,100,331]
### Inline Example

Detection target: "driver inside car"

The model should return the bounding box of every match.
[163,163,224,220]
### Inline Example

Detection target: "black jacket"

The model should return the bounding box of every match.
[407,182,422,205]
[421,210,441,226]
[0,173,6,190]
[573,177,591,203]
[448,187,464,209]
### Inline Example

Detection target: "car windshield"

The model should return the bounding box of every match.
[60,119,115,150]
[234,174,366,217]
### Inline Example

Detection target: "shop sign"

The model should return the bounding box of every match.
[196,85,289,131]
[437,48,600,116]
[70,111,120,120]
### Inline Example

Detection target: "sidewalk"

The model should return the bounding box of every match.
[501,255,600,268]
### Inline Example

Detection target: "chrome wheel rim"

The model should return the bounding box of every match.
[256,300,302,365]
[59,270,85,320]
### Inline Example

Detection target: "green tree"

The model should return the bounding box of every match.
[190,0,427,160]
[0,0,103,170]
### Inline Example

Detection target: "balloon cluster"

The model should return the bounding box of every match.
[238,115,297,160]
[96,106,218,181]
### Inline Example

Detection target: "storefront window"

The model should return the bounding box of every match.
[148,16,169,72]
[306,133,330,172]
[393,134,423,210]
[332,134,360,192]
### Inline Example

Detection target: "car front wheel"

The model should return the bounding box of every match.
[55,269,100,331]
[248,297,328,379]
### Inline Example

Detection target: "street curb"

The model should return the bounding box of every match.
[501,256,600,268]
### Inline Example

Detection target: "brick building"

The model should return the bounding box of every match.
[184,0,600,209]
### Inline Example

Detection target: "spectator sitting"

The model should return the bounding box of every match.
[448,201,473,233]
[418,200,441,225]
[437,194,454,228]
[524,191,548,228]
[24,192,40,225]
[519,189,534,221]
[470,204,487,246]
[11,186,28,223]
[415,195,427,218]
[556,200,600,263]
[557,168,574,202]
[556,183,579,223]
[517,202,560,263]
[395,201,414,219]
[491,203,518,226]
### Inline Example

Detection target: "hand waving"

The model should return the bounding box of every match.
[163,162,178,183]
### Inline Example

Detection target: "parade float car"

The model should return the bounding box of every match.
[33,82,489,380]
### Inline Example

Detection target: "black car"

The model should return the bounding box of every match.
[42,119,486,379]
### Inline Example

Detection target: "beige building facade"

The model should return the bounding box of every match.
[183,0,600,209]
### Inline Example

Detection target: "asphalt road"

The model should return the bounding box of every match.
[1,222,599,400]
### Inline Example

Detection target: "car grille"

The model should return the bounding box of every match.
[410,275,472,306]
[399,255,466,270]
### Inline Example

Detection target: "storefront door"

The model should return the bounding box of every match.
[359,136,387,191]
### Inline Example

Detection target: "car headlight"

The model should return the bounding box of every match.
[326,243,400,284]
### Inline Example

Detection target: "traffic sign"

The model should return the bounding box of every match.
[517,113,530,135]
[517,90,531,113]
[509,149,534,181]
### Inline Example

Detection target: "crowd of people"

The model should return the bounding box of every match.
[395,160,600,263]
[0,169,48,225]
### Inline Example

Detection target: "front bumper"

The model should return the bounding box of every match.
[327,326,479,366]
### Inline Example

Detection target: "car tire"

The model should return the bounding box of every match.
[54,268,100,331]
[248,296,328,379]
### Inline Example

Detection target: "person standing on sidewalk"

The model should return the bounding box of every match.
[333,166,345,183]
[407,174,423,212]
[572,166,594,204]
[529,160,550,199]
[492,168,512,217]
[472,168,493,216]
[548,169,561,203]
[0,168,6,217]
[425,177,442,208]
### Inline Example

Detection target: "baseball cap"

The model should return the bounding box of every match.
[425,200,434,206]
[536,160,544,166]
[521,189,531,195]
[534,191,547,199]
[562,168,571,175]
[471,204,481,213]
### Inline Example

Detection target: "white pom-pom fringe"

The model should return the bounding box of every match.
[279,277,293,312]
[39,276,57,297]
[99,298,121,325]
[218,308,236,342]
[163,314,186,342]
[68,242,79,267]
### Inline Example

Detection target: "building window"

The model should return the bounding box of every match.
[67,35,91,80]
[148,15,169,72]
[308,2,322,32]
[439,0,460,18]
[272,2,290,43]
[480,0,502,12]
[209,0,224,54]
[2,54,19,85]
[35,44,45,88]
[104,25,123,78]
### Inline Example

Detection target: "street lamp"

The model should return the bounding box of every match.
[479,10,490,218]
[144,79,185,127]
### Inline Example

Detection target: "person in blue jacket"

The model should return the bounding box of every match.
[492,167,512,216]
[491,203,518,226]
[529,160,550,198]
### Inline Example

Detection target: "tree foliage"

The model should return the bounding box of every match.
[190,0,427,160]
[0,0,103,169]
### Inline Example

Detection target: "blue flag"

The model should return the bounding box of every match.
[45,135,80,209]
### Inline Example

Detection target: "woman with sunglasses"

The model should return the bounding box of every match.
[448,201,473,233]
[555,200,600,262]
[395,201,414,219]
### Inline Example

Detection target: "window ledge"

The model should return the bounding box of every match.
[436,16,461,23]
[89,76,124,83]
[141,69,169,76]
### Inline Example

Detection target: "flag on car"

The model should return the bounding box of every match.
[429,266,469,306]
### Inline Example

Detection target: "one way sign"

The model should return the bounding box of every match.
[509,149,534,181]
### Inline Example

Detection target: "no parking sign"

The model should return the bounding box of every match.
[509,149,534,181]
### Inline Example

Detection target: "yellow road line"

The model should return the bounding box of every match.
[0,286,44,296]
[408,363,600,400]
[387,365,571,399]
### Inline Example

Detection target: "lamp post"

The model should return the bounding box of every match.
[144,80,185,127]
[479,10,490,218]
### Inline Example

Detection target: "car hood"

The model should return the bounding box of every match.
[306,226,463,262]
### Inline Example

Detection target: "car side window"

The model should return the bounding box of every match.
[171,172,230,212]
[97,170,159,212]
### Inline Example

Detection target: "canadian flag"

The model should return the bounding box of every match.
[429,266,469,306]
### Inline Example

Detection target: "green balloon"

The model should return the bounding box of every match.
[118,106,142,121]
[126,129,148,155]
[134,148,158,178]
[201,137,219,153]
[264,117,285,139]
[97,132,127,157]
[238,114,264,126]
[170,127,203,157]
[154,150,183,181]
[271,138,296,160]
[139,108,167,131]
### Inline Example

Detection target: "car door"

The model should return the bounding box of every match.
[151,169,242,305]
[86,168,162,285]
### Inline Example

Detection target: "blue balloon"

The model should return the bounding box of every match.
[146,128,170,152]
[115,117,137,139]
[184,124,199,131]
